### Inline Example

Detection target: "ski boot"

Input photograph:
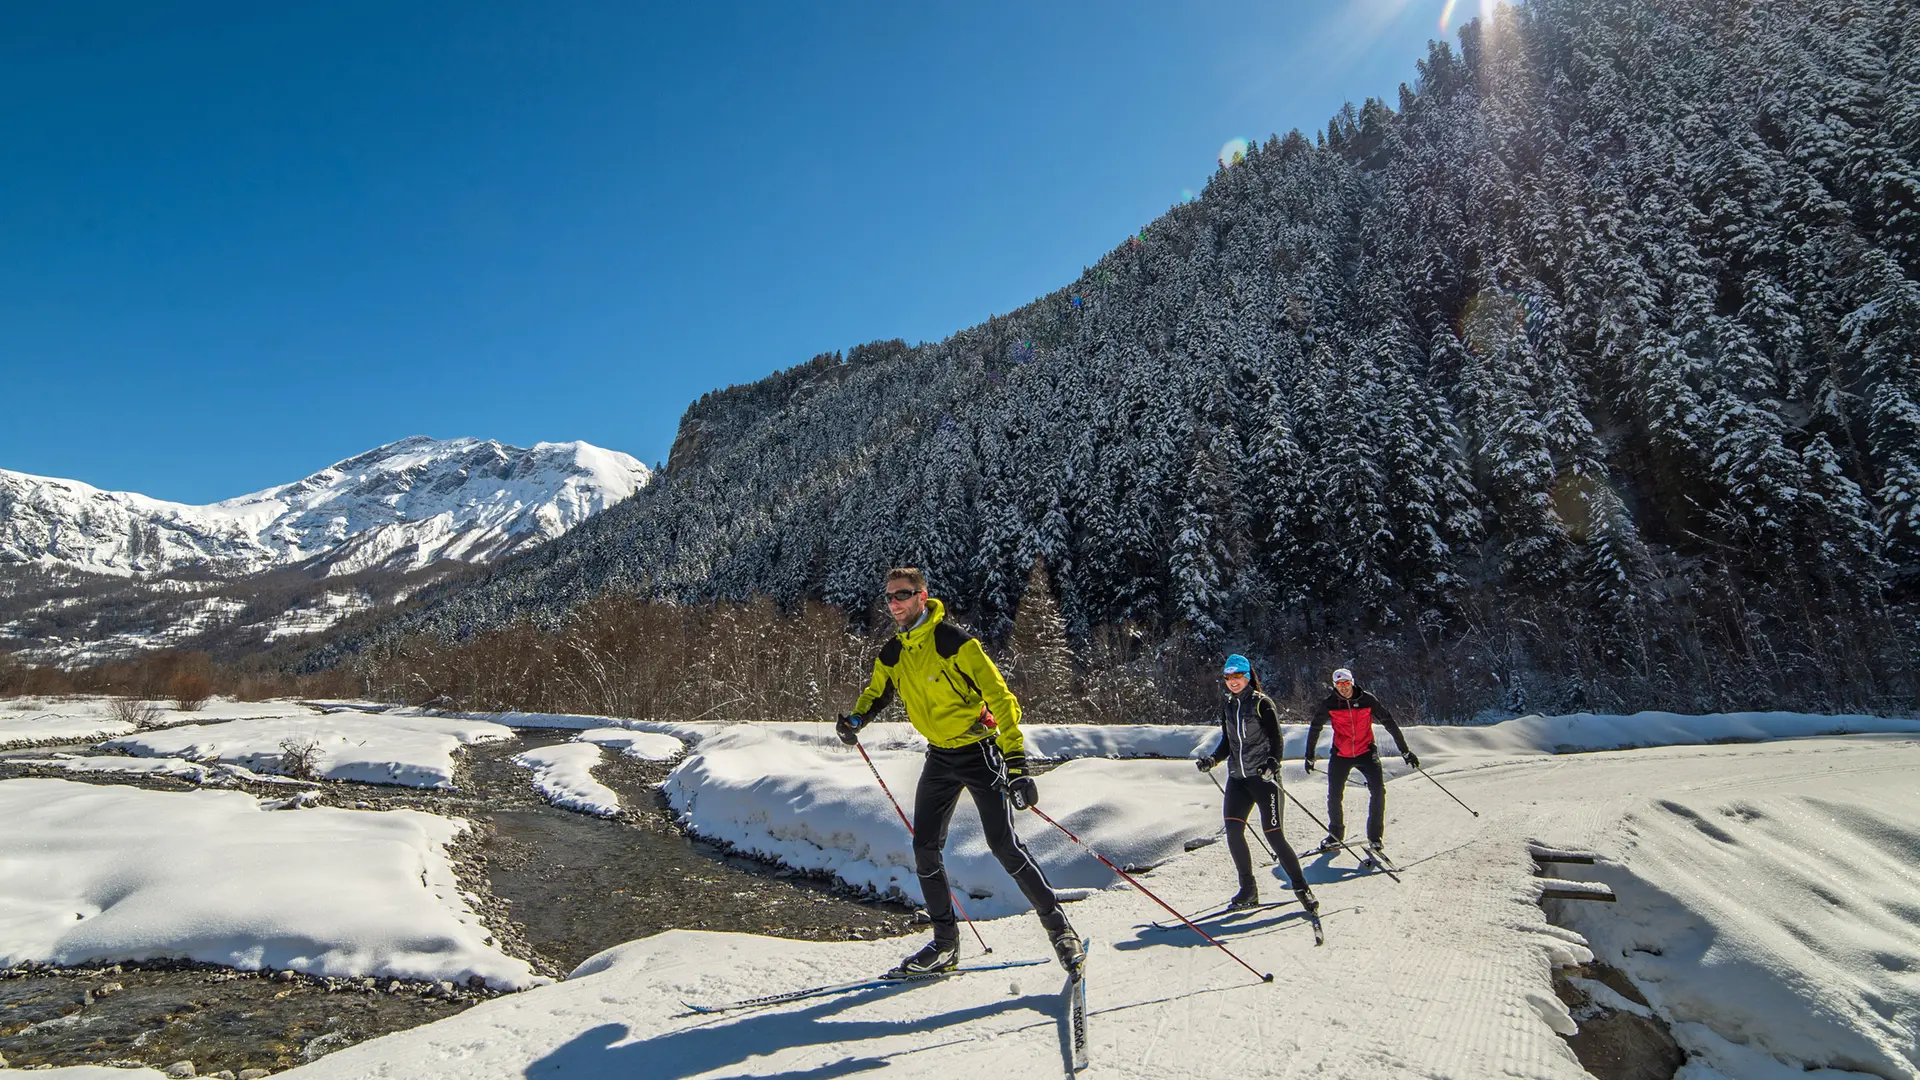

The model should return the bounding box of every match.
[1309,834,1343,856]
[1367,838,1387,856]
[1048,922,1087,977]
[1293,886,1320,914]
[886,936,958,978]
[1226,884,1261,910]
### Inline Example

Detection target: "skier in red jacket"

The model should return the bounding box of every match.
[1303,667,1419,856]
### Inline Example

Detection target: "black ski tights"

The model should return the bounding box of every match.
[1221,775,1308,892]
[911,742,1066,943]
[1326,750,1387,844]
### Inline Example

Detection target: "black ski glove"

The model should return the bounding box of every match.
[1303,757,1316,774]
[1195,754,1216,772]
[1008,774,1039,810]
[835,714,864,746]
[1258,757,1278,780]
[1403,751,1420,769]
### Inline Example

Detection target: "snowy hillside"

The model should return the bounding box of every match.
[0,436,651,579]
[324,0,1920,722]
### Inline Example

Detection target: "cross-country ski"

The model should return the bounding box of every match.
[1065,935,1090,1071]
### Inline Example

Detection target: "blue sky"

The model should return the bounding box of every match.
[3,2,1469,503]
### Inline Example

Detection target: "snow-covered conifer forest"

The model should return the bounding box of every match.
[315,0,1919,719]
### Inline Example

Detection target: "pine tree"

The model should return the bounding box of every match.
[1167,424,1236,643]
[1842,249,1920,569]
[1007,557,1081,722]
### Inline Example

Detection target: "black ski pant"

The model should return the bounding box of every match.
[1326,749,1387,844]
[1222,775,1308,893]
[911,741,1066,945]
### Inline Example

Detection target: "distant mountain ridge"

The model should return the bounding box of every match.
[0,437,650,665]
[0,436,652,579]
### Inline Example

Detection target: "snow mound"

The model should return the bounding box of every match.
[105,710,517,788]
[659,724,1218,916]
[25,1060,170,1068]
[0,696,335,749]
[0,778,539,989]
[1024,723,1214,760]
[1425,710,1920,760]
[513,743,622,817]
[578,728,685,761]
[7,753,218,781]
[1558,786,1920,1079]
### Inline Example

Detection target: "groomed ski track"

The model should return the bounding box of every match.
[267,729,1920,1079]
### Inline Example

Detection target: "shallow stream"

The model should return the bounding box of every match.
[0,727,916,1073]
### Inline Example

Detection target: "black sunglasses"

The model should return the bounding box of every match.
[884,588,922,603]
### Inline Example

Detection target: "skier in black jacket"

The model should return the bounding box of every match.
[1303,667,1418,855]
[1197,655,1316,912]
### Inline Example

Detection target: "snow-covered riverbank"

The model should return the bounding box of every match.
[8,705,1918,1078]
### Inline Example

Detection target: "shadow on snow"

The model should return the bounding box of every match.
[524,983,1059,1079]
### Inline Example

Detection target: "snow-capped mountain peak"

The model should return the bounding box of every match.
[0,436,651,579]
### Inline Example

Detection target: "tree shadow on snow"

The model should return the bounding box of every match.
[523,985,1059,1079]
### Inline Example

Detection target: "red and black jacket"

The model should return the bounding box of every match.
[1305,687,1410,760]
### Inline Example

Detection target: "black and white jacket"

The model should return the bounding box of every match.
[1207,686,1283,779]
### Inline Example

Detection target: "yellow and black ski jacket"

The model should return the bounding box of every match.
[848,598,1030,775]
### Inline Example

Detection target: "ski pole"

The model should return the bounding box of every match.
[1204,766,1276,862]
[853,739,992,954]
[1416,765,1480,817]
[1024,805,1272,984]
[1281,774,1400,883]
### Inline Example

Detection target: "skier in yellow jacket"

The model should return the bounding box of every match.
[838,567,1082,976]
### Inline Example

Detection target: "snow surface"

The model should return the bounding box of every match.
[1543,754,1920,1079]
[0,708,134,746]
[0,696,316,747]
[23,1060,172,1068]
[5,753,220,781]
[0,778,539,989]
[0,436,650,578]
[3,752,321,787]
[513,743,623,817]
[261,589,374,642]
[261,712,1920,1080]
[7,706,1918,1077]
[577,727,685,760]
[104,709,517,788]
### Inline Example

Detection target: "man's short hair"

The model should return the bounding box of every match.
[886,567,928,592]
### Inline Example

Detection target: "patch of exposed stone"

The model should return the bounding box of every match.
[1551,961,1686,1080]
